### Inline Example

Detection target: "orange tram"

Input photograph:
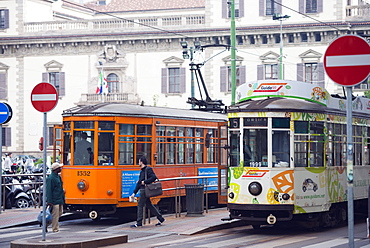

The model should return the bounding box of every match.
[56,102,227,219]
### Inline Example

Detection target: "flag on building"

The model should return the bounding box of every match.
[96,68,108,94]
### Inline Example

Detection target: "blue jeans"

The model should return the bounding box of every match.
[136,189,164,225]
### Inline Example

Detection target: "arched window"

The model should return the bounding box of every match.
[107,73,119,93]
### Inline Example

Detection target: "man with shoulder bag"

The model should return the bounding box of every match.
[130,156,165,228]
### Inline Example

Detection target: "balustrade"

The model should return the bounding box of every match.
[23,15,205,34]
[346,5,370,20]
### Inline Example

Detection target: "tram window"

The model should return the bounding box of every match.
[353,126,363,166]
[310,141,324,167]
[98,132,114,165]
[137,125,152,136]
[119,124,134,135]
[229,131,240,167]
[195,128,204,163]
[136,143,151,165]
[186,127,195,163]
[156,126,165,136]
[156,143,164,164]
[98,121,114,130]
[74,121,94,129]
[63,132,71,165]
[206,129,218,163]
[272,118,290,128]
[294,121,309,133]
[243,129,267,167]
[310,122,324,134]
[63,121,71,131]
[119,143,133,165]
[186,143,194,164]
[74,131,94,165]
[272,130,290,167]
[294,142,307,167]
[178,143,185,164]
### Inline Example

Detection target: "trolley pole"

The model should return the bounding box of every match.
[346,86,354,248]
[230,0,236,105]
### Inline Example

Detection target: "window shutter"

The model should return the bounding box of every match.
[239,65,246,86]
[317,62,325,88]
[180,68,186,93]
[59,72,65,96]
[3,9,9,29]
[220,66,227,92]
[297,63,304,82]
[239,0,245,18]
[3,127,11,146]
[161,68,168,94]
[42,72,49,83]
[222,0,228,18]
[0,73,6,99]
[259,0,265,16]
[317,0,323,13]
[257,65,264,80]
[276,0,282,14]
[299,0,305,13]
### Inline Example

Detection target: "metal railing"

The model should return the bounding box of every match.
[1,173,44,212]
[159,175,218,218]
[1,173,219,216]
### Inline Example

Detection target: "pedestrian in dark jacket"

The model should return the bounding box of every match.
[130,156,165,227]
[46,162,65,232]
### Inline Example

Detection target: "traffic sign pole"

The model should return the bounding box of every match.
[31,83,58,241]
[42,112,47,241]
[0,102,12,214]
[0,125,2,214]
[346,87,354,248]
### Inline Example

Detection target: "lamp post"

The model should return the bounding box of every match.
[273,14,290,80]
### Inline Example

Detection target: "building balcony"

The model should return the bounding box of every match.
[23,14,205,35]
[346,4,370,21]
[78,92,140,105]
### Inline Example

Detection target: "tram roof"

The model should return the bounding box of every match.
[62,102,227,122]
[229,97,334,113]
[232,80,370,118]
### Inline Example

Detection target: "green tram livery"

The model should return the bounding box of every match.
[224,80,369,229]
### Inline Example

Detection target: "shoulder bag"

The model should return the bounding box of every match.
[145,167,163,198]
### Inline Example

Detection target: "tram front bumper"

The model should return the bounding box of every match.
[228,203,294,224]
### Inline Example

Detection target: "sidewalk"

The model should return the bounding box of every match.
[3,207,239,248]
[0,207,41,229]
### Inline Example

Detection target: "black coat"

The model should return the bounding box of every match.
[133,166,157,195]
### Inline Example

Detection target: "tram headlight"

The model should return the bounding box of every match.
[248,182,262,196]
[77,179,89,192]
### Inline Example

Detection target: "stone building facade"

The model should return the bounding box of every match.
[0,0,369,155]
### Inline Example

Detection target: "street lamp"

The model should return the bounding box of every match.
[273,14,290,80]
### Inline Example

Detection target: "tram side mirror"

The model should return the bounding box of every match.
[205,133,211,148]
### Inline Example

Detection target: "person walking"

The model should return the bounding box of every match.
[46,162,65,232]
[130,156,165,228]
[3,153,12,174]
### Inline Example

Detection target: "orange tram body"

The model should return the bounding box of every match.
[57,103,227,219]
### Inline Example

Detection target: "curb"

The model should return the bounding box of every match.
[10,232,128,248]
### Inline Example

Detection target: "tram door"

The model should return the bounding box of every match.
[218,124,228,204]
[271,118,291,167]
[53,125,63,163]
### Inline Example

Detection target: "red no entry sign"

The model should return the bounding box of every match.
[324,35,370,87]
[31,83,58,112]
